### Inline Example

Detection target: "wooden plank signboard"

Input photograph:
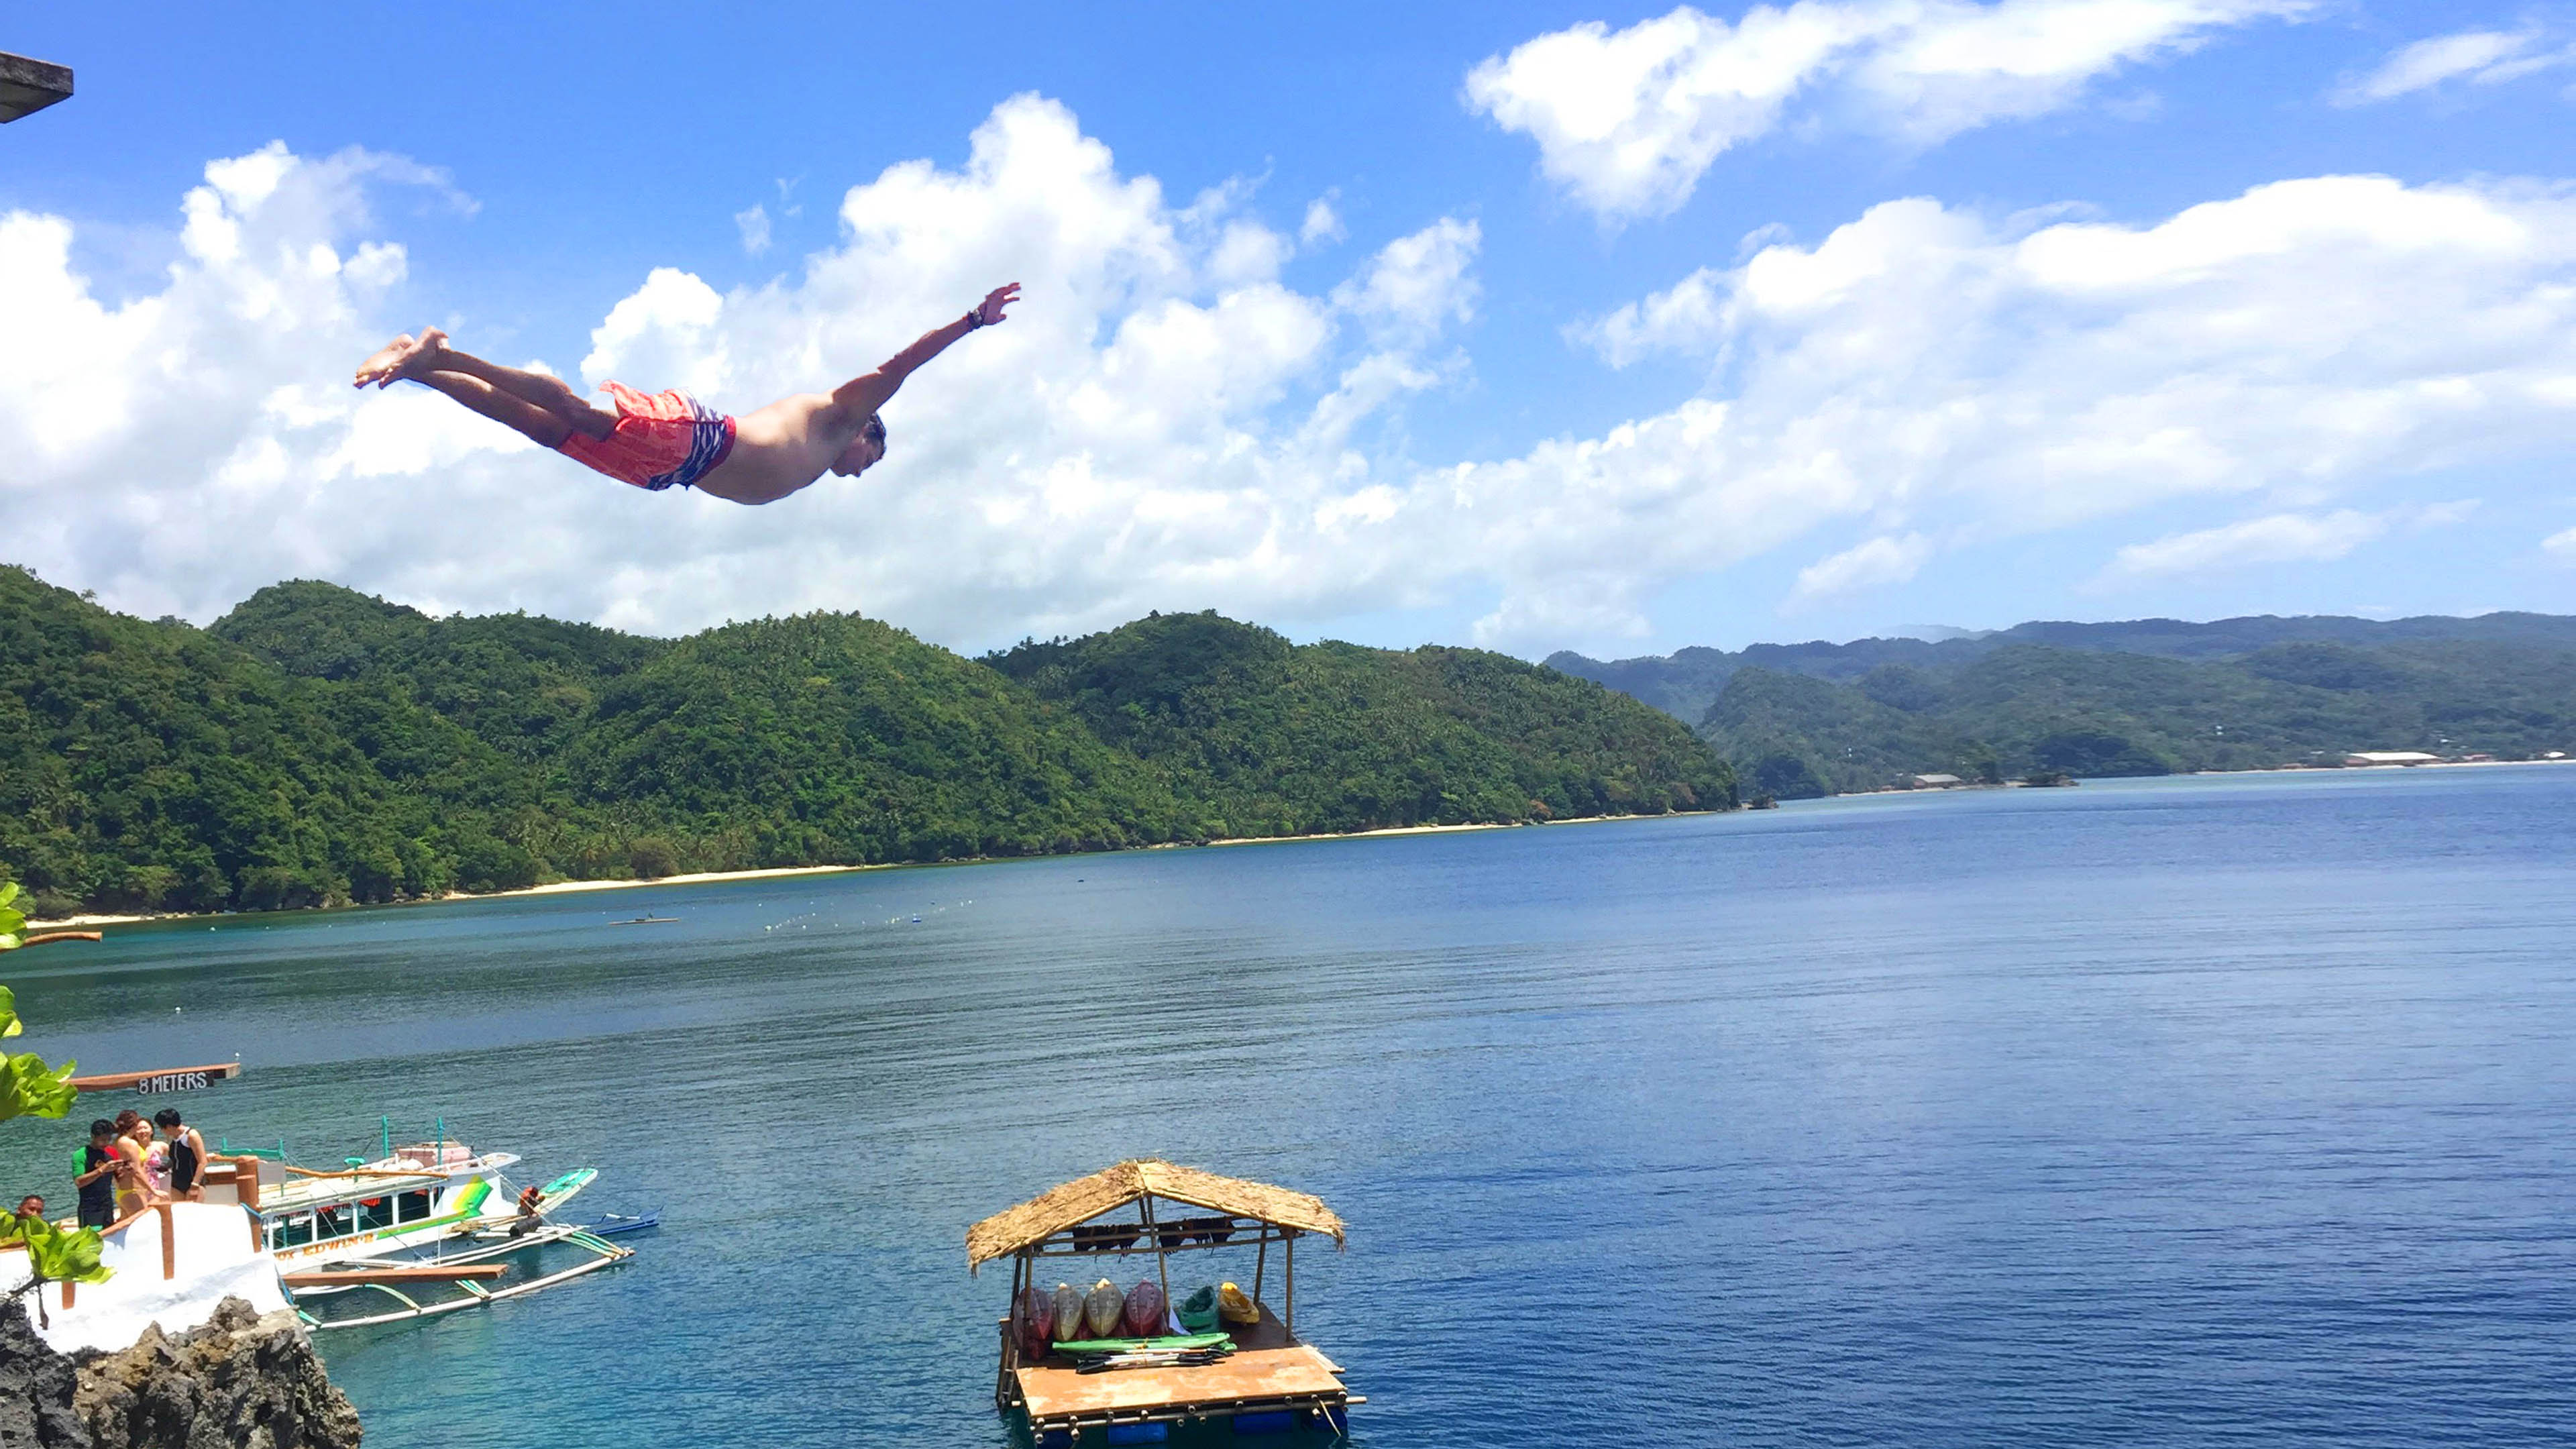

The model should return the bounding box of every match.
[67,1063,243,1095]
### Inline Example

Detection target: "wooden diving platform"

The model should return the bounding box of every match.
[66,1062,241,1094]
[1004,1303,1359,1438]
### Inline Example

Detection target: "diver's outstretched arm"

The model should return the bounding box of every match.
[826,283,1019,425]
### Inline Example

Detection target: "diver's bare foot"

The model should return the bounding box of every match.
[354,328,449,388]
[376,329,451,386]
[379,327,450,387]
[353,333,417,388]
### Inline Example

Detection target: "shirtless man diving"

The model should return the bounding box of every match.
[352,284,1018,505]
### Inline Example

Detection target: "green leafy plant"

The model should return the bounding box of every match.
[0,877,105,1321]
[0,1045,77,1120]
[1,1210,113,1328]
[0,884,81,1122]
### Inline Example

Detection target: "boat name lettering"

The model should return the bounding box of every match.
[136,1071,211,1095]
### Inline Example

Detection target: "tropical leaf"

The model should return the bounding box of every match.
[0,985,17,1038]
[0,1052,77,1121]
[0,1214,112,1285]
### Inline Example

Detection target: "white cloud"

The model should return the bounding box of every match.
[735,202,772,256]
[0,106,1485,645]
[1789,532,1931,606]
[2545,525,2576,562]
[1574,266,1726,366]
[1466,0,2308,221]
[1332,217,1480,335]
[2092,500,2475,587]
[2092,509,2387,584]
[1300,195,1345,247]
[582,266,729,396]
[2333,28,2575,105]
[7,116,2576,660]
[1454,174,2576,643]
[2409,498,2481,528]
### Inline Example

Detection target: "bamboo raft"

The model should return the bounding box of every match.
[967,1160,1357,1444]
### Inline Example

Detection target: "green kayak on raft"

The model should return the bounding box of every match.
[1050,1332,1233,1355]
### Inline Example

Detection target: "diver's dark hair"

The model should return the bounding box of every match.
[864,414,886,447]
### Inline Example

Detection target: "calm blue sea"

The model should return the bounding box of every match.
[5,765,2574,1446]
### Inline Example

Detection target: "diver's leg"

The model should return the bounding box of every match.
[416,341,618,439]
[361,329,617,439]
[409,369,577,449]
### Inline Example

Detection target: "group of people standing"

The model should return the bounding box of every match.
[64,1108,207,1228]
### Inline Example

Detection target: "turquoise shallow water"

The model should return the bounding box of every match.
[5,765,2575,1446]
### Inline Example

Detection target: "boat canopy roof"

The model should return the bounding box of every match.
[965,1159,1345,1273]
[258,1150,519,1215]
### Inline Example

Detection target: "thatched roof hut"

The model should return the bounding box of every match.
[966,1159,1343,1273]
[973,1160,1360,1434]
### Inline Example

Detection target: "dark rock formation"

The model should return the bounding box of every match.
[0,1297,360,1449]
[0,1297,87,1448]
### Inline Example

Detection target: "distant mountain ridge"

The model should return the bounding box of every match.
[1549,612,2576,798]
[1549,612,2576,726]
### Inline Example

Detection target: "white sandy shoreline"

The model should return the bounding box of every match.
[21,814,1691,930]
[34,762,2563,928]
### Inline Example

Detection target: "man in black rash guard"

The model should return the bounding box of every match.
[72,1119,119,1228]
[154,1108,207,1203]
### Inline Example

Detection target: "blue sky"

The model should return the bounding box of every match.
[3,1,2573,657]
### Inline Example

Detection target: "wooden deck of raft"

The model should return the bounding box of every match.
[1006,1306,1359,1434]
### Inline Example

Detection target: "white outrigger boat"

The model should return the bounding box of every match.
[233,1132,635,1330]
[15,1126,639,1354]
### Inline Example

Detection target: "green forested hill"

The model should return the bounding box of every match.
[1701,640,2576,798]
[0,568,1731,916]
[985,612,1730,835]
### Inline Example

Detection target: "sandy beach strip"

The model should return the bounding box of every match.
[22,812,1710,930]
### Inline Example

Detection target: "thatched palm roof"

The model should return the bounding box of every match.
[966,1159,1346,1271]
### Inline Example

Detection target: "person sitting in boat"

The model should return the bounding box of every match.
[508,1183,545,1238]
[73,1119,120,1228]
[154,1108,207,1203]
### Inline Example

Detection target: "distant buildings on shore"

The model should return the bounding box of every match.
[1873,749,2570,794]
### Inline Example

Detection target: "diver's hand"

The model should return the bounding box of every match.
[972,284,1020,327]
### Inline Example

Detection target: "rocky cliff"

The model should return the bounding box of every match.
[0,1296,84,1447]
[0,1297,360,1449]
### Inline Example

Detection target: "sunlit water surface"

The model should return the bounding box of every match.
[5,766,2573,1446]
